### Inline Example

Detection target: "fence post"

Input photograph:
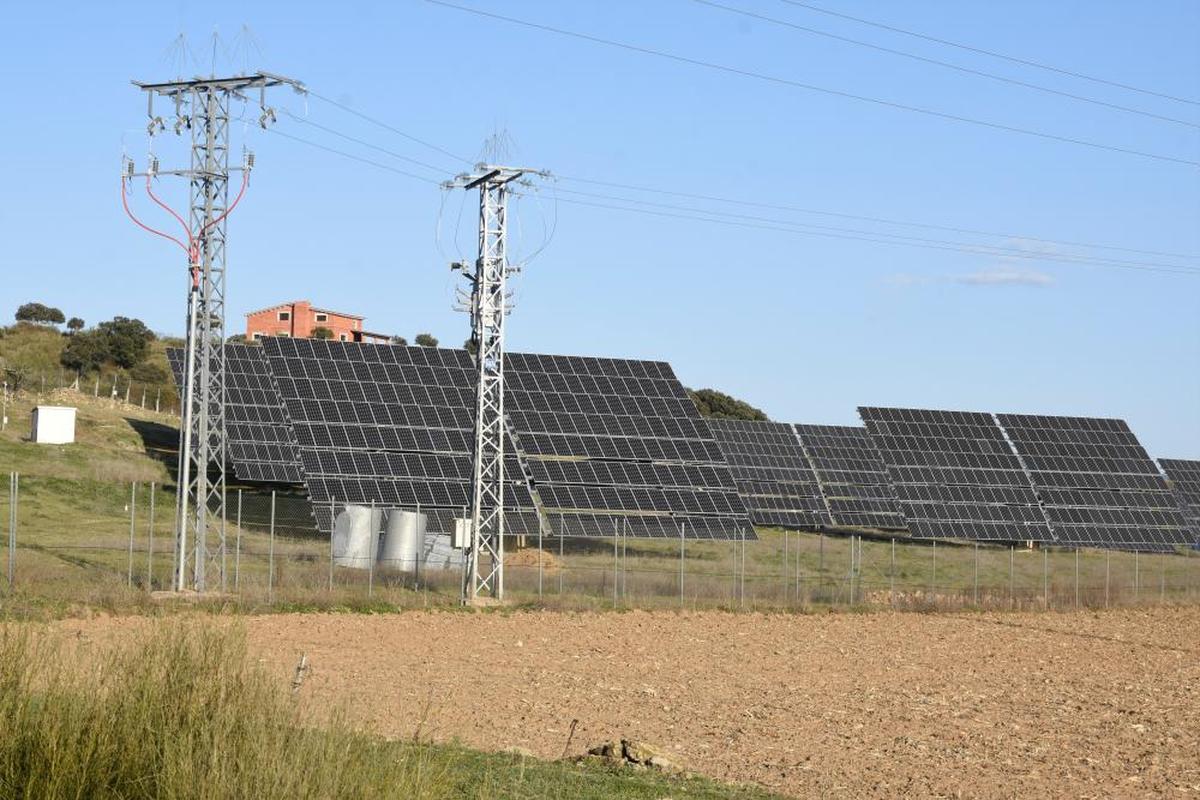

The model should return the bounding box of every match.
[890,538,895,606]
[235,490,243,591]
[368,500,375,599]
[818,532,825,599]
[1009,546,1015,609]
[930,540,936,598]
[612,518,619,608]
[1160,553,1166,603]
[740,525,746,608]
[622,518,629,602]
[7,472,16,589]
[146,481,156,589]
[848,534,856,606]
[782,529,789,604]
[1105,550,1110,608]
[327,498,335,592]
[558,514,564,595]
[127,482,137,588]
[973,543,979,606]
[1134,551,1139,604]
[268,491,276,604]
[537,514,544,601]
[1075,548,1080,609]
[679,521,685,608]
[1042,548,1049,608]
[155,387,161,412]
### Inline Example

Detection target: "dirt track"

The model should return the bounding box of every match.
[68,607,1200,798]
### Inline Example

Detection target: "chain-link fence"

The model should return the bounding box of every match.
[3,471,1199,613]
[2,372,179,420]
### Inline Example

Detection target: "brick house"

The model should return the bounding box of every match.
[244,300,387,343]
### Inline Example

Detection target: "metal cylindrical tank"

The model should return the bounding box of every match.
[378,510,426,571]
[332,505,380,569]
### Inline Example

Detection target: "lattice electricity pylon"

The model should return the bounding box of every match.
[444,165,548,603]
[124,72,303,592]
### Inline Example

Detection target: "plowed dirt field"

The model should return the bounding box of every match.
[61,607,1200,798]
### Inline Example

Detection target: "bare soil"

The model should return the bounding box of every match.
[57,607,1200,798]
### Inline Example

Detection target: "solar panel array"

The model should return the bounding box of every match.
[507,353,754,539]
[262,338,540,535]
[166,345,304,484]
[1159,459,1200,539]
[706,419,830,530]
[997,415,1192,552]
[859,407,1052,542]
[794,424,907,530]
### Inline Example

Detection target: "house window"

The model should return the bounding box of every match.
[251,332,263,340]
[339,333,347,341]
[278,311,290,321]
[315,313,328,322]
[276,332,290,338]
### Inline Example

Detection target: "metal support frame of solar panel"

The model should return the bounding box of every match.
[1158,459,1200,541]
[996,414,1192,552]
[793,424,907,531]
[262,337,540,537]
[706,418,830,530]
[859,407,1052,543]
[167,345,304,484]
[506,353,754,540]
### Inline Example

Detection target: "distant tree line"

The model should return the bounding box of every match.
[687,388,768,421]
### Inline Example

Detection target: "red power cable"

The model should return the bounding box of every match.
[121,177,191,257]
[145,175,194,248]
[198,169,250,237]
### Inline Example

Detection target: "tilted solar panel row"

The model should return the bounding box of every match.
[860,407,1053,543]
[997,413,1191,552]
[1158,459,1200,538]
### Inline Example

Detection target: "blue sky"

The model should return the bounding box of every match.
[0,1,1197,457]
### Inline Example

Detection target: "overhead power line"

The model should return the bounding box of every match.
[266,127,442,184]
[547,185,1200,273]
[281,101,1200,267]
[423,1,1200,168]
[692,0,1200,129]
[304,88,474,166]
[553,174,1200,263]
[777,0,1200,107]
[279,109,448,174]
[537,193,1200,276]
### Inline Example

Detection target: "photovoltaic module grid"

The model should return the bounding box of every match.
[793,424,907,530]
[1158,459,1200,539]
[506,353,754,539]
[167,345,304,484]
[859,407,1052,542]
[706,419,829,530]
[998,415,1192,552]
[262,338,540,536]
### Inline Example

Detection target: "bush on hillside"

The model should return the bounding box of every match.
[415,333,438,348]
[66,317,85,333]
[97,316,155,369]
[311,326,334,340]
[60,329,111,374]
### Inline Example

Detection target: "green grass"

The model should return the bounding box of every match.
[0,619,784,799]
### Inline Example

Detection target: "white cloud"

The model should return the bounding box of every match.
[954,269,1054,287]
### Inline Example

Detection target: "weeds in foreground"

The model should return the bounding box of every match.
[0,620,784,800]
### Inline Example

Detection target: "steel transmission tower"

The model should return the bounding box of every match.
[444,165,548,603]
[125,73,303,592]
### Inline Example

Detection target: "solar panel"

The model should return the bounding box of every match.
[1159,459,1200,540]
[507,352,754,540]
[997,414,1192,552]
[706,418,830,530]
[859,407,1053,543]
[263,338,541,536]
[167,345,304,484]
[793,424,907,531]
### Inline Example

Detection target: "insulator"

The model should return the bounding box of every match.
[125,160,135,177]
[149,156,160,175]
[245,152,256,169]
